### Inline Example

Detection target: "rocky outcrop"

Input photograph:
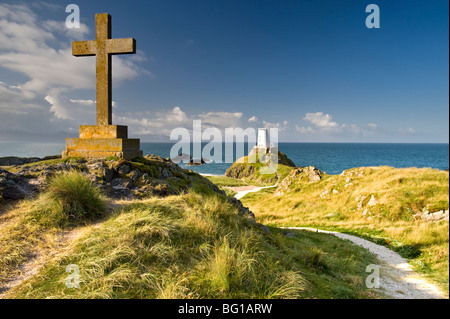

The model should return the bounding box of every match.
[225,163,256,179]
[0,167,31,200]
[0,155,61,166]
[224,150,295,185]
[307,166,323,182]
[274,166,324,196]
[274,167,303,196]
[0,155,216,201]
[414,209,449,222]
[229,197,256,224]
[0,155,256,224]
[171,153,211,166]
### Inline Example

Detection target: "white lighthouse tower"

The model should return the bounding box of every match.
[257,128,268,151]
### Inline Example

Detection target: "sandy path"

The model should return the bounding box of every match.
[0,201,123,299]
[231,184,447,299]
[281,227,447,299]
[226,183,278,200]
[0,227,84,298]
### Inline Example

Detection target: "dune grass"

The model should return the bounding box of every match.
[0,170,106,286]
[5,193,304,298]
[240,166,449,294]
[30,170,106,227]
[1,170,381,299]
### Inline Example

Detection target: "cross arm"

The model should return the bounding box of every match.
[106,38,136,55]
[72,40,97,56]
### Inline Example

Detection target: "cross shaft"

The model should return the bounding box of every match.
[72,13,136,125]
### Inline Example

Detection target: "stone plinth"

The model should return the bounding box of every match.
[62,125,143,160]
[79,125,128,138]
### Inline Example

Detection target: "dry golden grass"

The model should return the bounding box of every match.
[241,166,449,293]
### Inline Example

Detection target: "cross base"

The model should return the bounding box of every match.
[62,125,143,160]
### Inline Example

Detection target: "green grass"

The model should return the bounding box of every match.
[5,193,302,298]
[240,166,450,295]
[2,157,85,174]
[204,175,249,187]
[225,152,294,186]
[265,227,381,298]
[0,170,106,286]
[1,171,382,299]
[30,170,106,227]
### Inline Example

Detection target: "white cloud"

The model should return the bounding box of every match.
[248,115,258,123]
[69,99,95,106]
[0,3,147,93]
[46,94,95,124]
[199,111,243,128]
[114,107,249,139]
[0,3,150,141]
[296,112,381,138]
[303,112,339,130]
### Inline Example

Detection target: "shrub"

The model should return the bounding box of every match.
[28,170,106,227]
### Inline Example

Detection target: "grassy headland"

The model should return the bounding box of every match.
[240,165,449,294]
[224,150,295,186]
[0,157,381,299]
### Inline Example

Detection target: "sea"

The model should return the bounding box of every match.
[0,142,448,176]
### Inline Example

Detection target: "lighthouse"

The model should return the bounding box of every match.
[257,128,268,151]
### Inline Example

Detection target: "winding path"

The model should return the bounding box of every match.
[225,183,278,200]
[232,186,447,299]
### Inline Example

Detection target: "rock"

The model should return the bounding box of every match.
[87,162,103,171]
[102,167,115,182]
[308,166,322,182]
[0,167,14,179]
[171,153,192,164]
[320,188,329,199]
[129,169,142,181]
[0,156,42,166]
[141,173,152,184]
[0,156,236,205]
[367,195,378,206]
[158,167,173,179]
[0,175,28,200]
[145,154,171,163]
[152,183,169,196]
[274,167,303,196]
[118,164,131,175]
[414,209,449,222]
[123,180,135,189]
[356,195,366,210]
[229,197,256,224]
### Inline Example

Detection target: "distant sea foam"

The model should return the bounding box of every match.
[0,142,448,175]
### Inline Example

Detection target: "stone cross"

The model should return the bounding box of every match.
[72,13,136,125]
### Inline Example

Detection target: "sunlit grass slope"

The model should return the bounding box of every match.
[2,171,380,299]
[240,166,449,294]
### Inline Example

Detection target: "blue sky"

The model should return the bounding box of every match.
[0,0,448,142]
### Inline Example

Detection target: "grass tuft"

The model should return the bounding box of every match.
[27,170,106,227]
